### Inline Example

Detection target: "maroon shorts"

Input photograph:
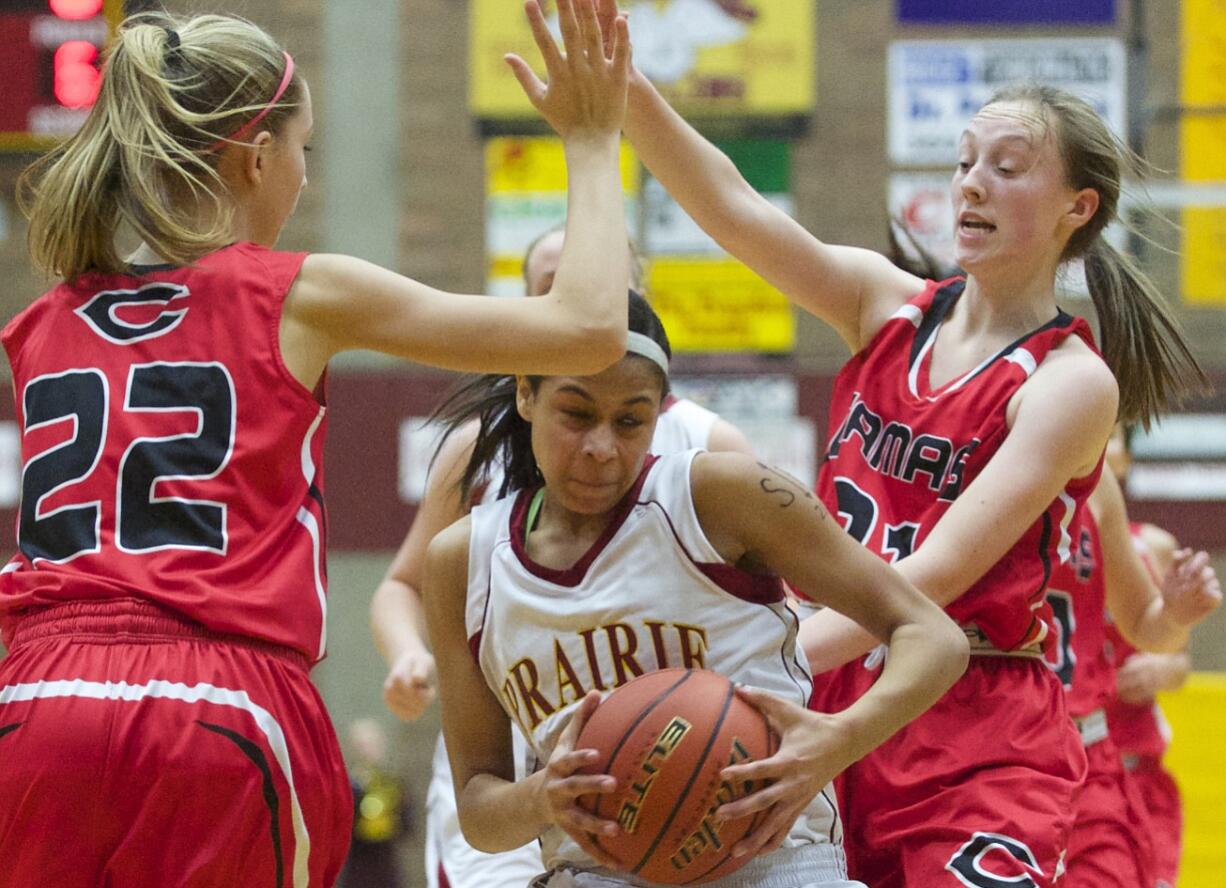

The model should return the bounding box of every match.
[812,654,1086,888]
[1064,734,1151,888]
[1124,755,1182,888]
[0,598,352,887]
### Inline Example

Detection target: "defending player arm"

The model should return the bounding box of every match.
[597,3,921,352]
[800,345,1119,672]
[279,5,630,385]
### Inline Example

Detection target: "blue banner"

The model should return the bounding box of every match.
[897,0,1115,24]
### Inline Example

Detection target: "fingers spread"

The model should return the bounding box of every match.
[524,0,565,75]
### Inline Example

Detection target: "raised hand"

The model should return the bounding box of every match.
[714,685,853,861]
[536,689,622,866]
[595,0,648,89]
[505,0,630,140]
[1160,548,1222,627]
[382,647,437,721]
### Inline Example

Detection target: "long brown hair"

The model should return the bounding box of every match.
[986,85,1206,427]
[18,12,301,281]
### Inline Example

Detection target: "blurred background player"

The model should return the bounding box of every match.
[1042,459,1218,887]
[0,2,631,884]
[341,718,413,888]
[593,2,1206,882]
[370,224,754,888]
[421,289,967,888]
[1105,424,1196,888]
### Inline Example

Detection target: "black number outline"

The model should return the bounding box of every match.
[18,368,109,564]
[17,362,235,561]
[1044,589,1076,689]
[116,361,236,555]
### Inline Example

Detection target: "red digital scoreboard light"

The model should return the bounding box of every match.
[0,0,122,151]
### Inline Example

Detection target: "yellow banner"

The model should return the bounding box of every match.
[1181,0,1226,107]
[1179,2,1226,307]
[486,137,639,194]
[1161,673,1226,887]
[648,257,794,352]
[470,0,815,118]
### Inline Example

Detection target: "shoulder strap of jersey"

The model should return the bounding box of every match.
[465,493,517,640]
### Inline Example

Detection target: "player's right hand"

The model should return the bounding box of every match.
[382,648,437,722]
[505,0,630,140]
[538,689,622,865]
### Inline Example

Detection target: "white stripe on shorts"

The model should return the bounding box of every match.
[0,677,313,888]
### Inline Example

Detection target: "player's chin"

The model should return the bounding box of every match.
[563,479,629,513]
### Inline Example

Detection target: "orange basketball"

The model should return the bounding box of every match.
[574,668,777,885]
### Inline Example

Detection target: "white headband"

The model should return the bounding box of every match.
[626,331,669,375]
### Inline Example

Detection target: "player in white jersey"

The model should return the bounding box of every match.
[370,228,753,888]
[420,292,968,887]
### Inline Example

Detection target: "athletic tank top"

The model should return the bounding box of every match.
[1044,509,1113,717]
[466,450,833,870]
[817,277,1102,651]
[1104,523,1173,757]
[0,242,330,660]
[653,395,719,452]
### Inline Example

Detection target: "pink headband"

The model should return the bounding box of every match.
[210,51,295,150]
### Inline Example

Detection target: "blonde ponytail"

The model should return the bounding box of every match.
[18,13,300,281]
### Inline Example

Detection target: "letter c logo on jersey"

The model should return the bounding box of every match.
[75,283,190,345]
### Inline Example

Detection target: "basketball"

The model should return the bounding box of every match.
[574,668,778,885]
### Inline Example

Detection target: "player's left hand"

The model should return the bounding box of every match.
[713,685,853,861]
[1160,548,1222,627]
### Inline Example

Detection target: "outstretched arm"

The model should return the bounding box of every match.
[691,452,968,858]
[594,0,923,352]
[799,345,1119,672]
[281,0,631,387]
[1095,469,1221,652]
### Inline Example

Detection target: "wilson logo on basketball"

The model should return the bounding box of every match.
[669,738,754,871]
[618,716,692,833]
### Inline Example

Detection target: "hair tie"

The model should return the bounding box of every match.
[163,28,181,50]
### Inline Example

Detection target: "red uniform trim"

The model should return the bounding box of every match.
[508,456,659,586]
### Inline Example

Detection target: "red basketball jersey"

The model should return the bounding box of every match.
[0,242,330,660]
[1104,523,1171,758]
[817,278,1102,651]
[1044,509,1113,718]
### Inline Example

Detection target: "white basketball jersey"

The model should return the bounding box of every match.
[466,450,837,871]
[653,396,719,452]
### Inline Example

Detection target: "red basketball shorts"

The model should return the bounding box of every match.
[0,598,352,887]
[1124,755,1182,888]
[811,654,1086,888]
[1064,732,1151,888]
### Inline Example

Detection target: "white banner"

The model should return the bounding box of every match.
[888,38,1127,167]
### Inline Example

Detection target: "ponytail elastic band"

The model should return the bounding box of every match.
[209,51,295,150]
[163,28,181,50]
[626,331,669,375]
